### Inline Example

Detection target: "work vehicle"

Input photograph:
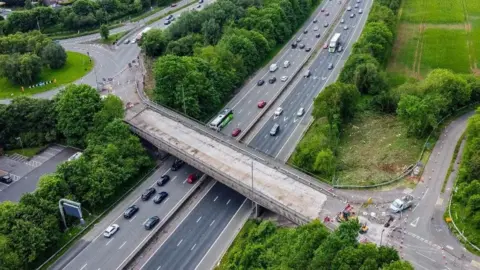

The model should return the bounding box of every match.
[123,205,139,219]
[153,192,169,204]
[269,63,278,72]
[390,195,414,213]
[171,159,185,171]
[258,100,267,108]
[284,60,290,68]
[269,77,277,84]
[187,173,198,184]
[329,33,341,52]
[209,108,234,130]
[141,187,156,201]
[144,216,160,230]
[135,27,152,42]
[0,175,12,184]
[297,107,305,116]
[336,204,356,222]
[274,107,283,116]
[104,224,119,238]
[270,124,280,136]
[157,175,170,186]
[231,128,242,137]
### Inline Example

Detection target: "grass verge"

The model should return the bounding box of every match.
[0,51,93,99]
[49,23,124,40]
[445,201,480,256]
[442,132,465,193]
[5,146,44,158]
[99,31,129,45]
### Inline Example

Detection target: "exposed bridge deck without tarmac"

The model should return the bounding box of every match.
[126,106,327,223]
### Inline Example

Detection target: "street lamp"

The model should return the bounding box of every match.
[380,228,385,246]
[15,137,24,155]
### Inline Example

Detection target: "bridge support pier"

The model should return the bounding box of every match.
[252,202,264,218]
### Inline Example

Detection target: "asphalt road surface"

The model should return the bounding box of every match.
[215,0,345,137]
[62,157,200,270]
[140,182,246,270]
[247,0,372,159]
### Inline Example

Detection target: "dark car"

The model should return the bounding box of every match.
[171,159,184,171]
[153,191,169,204]
[141,187,156,201]
[291,42,297,48]
[0,175,12,184]
[313,18,318,23]
[321,8,325,12]
[305,47,311,52]
[171,3,177,7]
[269,77,276,84]
[257,79,265,86]
[123,205,139,219]
[315,33,321,38]
[303,29,308,34]
[164,20,171,25]
[299,43,305,49]
[167,14,174,20]
[145,216,160,230]
[157,175,170,186]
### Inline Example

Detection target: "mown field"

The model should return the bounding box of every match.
[388,0,480,77]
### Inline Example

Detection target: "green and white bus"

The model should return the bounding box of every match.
[209,108,234,130]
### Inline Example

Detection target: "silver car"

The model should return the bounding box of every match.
[347,6,352,11]
[297,108,305,117]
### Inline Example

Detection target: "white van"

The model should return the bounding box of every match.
[284,60,290,68]
[269,63,278,72]
[68,152,83,161]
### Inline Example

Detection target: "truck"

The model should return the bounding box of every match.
[135,27,152,42]
[328,33,341,53]
[390,195,414,213]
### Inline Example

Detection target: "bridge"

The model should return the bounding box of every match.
[125,100,334,224]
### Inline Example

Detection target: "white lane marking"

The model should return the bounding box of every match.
[172,175,177,182]
[129,216,137,223]
[214,196,218,202]
[210,220,215,226]
[163,198,169,204]
[183,178,188,184]
[157,267,162,270]
[119,241,127,250]
[197,216,202,223]
[410,217,420,227]
[80,263,88,270]
[191,243,197,250]
[412,188,429,212]
[416,252,435,262]
[137,182,217,270]
[226,199,231,205]
[177,239,183,247]
[106,238,114,246]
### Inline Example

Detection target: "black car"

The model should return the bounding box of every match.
[257,79,265,86]
[171,159,184,171]
[141,187,156,201]
[0,175,12,184]
[157,175,170,186]
[269,77,276,84]
[299,43,305,49]
[305,47,311,52]
[303,29,308,34]
[313,18,318,23]
[291,42,297,49]
[153,191,169,204]
[315,33,321,38]
[164,20,171,25]
[123,205,139,219]
[145,216,160,230]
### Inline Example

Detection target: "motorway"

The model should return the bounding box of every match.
[139,182,246,270]
[217,0,346,138]
[61,156,200,270]
[247,0,372,160]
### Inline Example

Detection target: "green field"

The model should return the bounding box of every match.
[401,0,464,23]
[0,51,93,99]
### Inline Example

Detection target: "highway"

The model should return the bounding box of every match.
[246,0,372,159]
[61,156,200,270]
[139,182,246,270]
[216,0,346,137]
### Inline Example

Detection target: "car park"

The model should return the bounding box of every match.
[347,6,352,10]
[281,76,288,82]
[144,216,160,230]
[153,191,169,204]
[274,107,283,116]
[270,124,280,136]
[257,79,265,86]
[328,63,334,70]
[315,33,321,38]
[299,43,305,49]
[123,205,139,219]
[258,100,267,108]
[171,159,184,171]
[297,107,305,117]
[284,60,290,68]
[269,77,277,84]
[350,13,355,18]
[0,175,12,184]
[103,224,119,238]
[232,128,242,137]
[187,173,198,184]
[323,22,329,27]
[141,187,156,201]
[305,47,311,52]
[157,175,170,186]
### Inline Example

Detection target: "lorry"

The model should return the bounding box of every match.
[389,195,414,213]
[328,33,341,53]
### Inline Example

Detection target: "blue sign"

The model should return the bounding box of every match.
[63,202,83,219]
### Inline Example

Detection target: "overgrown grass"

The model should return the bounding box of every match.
[0,52,93,99]
[401,0,464,23]
[6,146,44,158]
[335,110,424,186]
[447,201,480,256]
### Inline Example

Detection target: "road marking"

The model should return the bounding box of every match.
[157,267,162,270]
[183,178,187,184]
[214,196,218,202]
[191,243,197,250]
[197,216,202,223]
[119,241,127,249]
[226,199,231,205]
[248,100,252,104]
[283,117,289,122]
[172,176,177,182]
[163,198,169,203]
[177,239,183,247]
[210,220,215,226]
[106,238,114,246]
[129,216,137,222]
[80,263,88,270]
[410,217,420,227]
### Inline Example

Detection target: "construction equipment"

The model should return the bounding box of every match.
[336,204,357,222]
[359,223,368,234]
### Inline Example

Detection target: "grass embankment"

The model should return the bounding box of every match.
[0,51,93,99]
[6,146,44,158]
[99,31,129,45]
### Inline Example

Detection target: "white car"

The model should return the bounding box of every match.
[281,76,288,82]
[68,152,83,161]
[347,6,352,11]
[104,224,119,238]
[343,25,349,30]
[340,18,345,24]
[283,60,290,68]
[297,107,305,117]
[269,63,278,72]
[313,26,319,31]
[274,107,283,116]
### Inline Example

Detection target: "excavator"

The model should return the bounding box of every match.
[336,204,357,222]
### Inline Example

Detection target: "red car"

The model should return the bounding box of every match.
[323,42,328,49]
[187,173,198,184]
[232,128,242,137]
[171,3,177,7]
[257,100,267,108]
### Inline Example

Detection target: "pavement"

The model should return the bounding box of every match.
[52,156,201,270]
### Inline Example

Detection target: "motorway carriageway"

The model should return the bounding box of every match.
[247,0,372,159]
[63,156,199,270]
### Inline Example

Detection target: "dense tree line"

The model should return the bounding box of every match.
[219,219,413,270]
[0,85,153,269]
[142,0,320,120]
[0,31,67,85]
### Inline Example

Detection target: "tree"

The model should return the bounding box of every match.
[0,53,42,85]
[202,18,222,45]
[339,53,379,84]
[353,22,393,63]
[353,62,388,95]
[421,69,470,112]
[382,261,414,270]
[41,42,67,69]
[55,84,102,147]
[100,24,109,40]
[142,29,169,57]
[24,0,33,9]
[313,82,360,126]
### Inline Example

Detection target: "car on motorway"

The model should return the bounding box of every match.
[303,29,308,34]
[103,224,119,238]
[142,187,156,201]
[68,152,83,161]
[167,14,174,20]
[144,216,160,230]
[315,33,321,38]
[284,60,290,68]
[313,18,318,23]
[299,43,305,49]
[171,3,177,6]
[328,63,334,70]
[269,77,277,84]
[291,42,297,48]
[187,173,198,184]
[153,191,169,204]
[124,205,139,219]
[199,0,203,3]
[323,22,329,28]
[0,175,12,184]
[297,107,305,117]
[354,3,359,8]
[314,26,319,31]
[171,159,184,171]
[232,128,242,137]
[197,4,202,8]
[270,124,280,136]
[338,45,343,52]
[350,13,355,18]
[304,70,311,78]
[124,39,130,44]
[359,8,363,13]
[257,79,265,86]
[296,37,302,42]
[344,25,349,30]
[305,47,311,52]
[281,76,288,82]
[157,175,170,186]
[347,6,352,10]
[258,100,267,108]
[340,18,345,24]
[321,8,325,12]
[325,12,329,16]
[164,20,171,25]
[274,107,283,116]
[323,42,328,49]
[269,63,278,72]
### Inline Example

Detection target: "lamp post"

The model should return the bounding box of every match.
[15,137,24,155]
[380,228,385,246]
